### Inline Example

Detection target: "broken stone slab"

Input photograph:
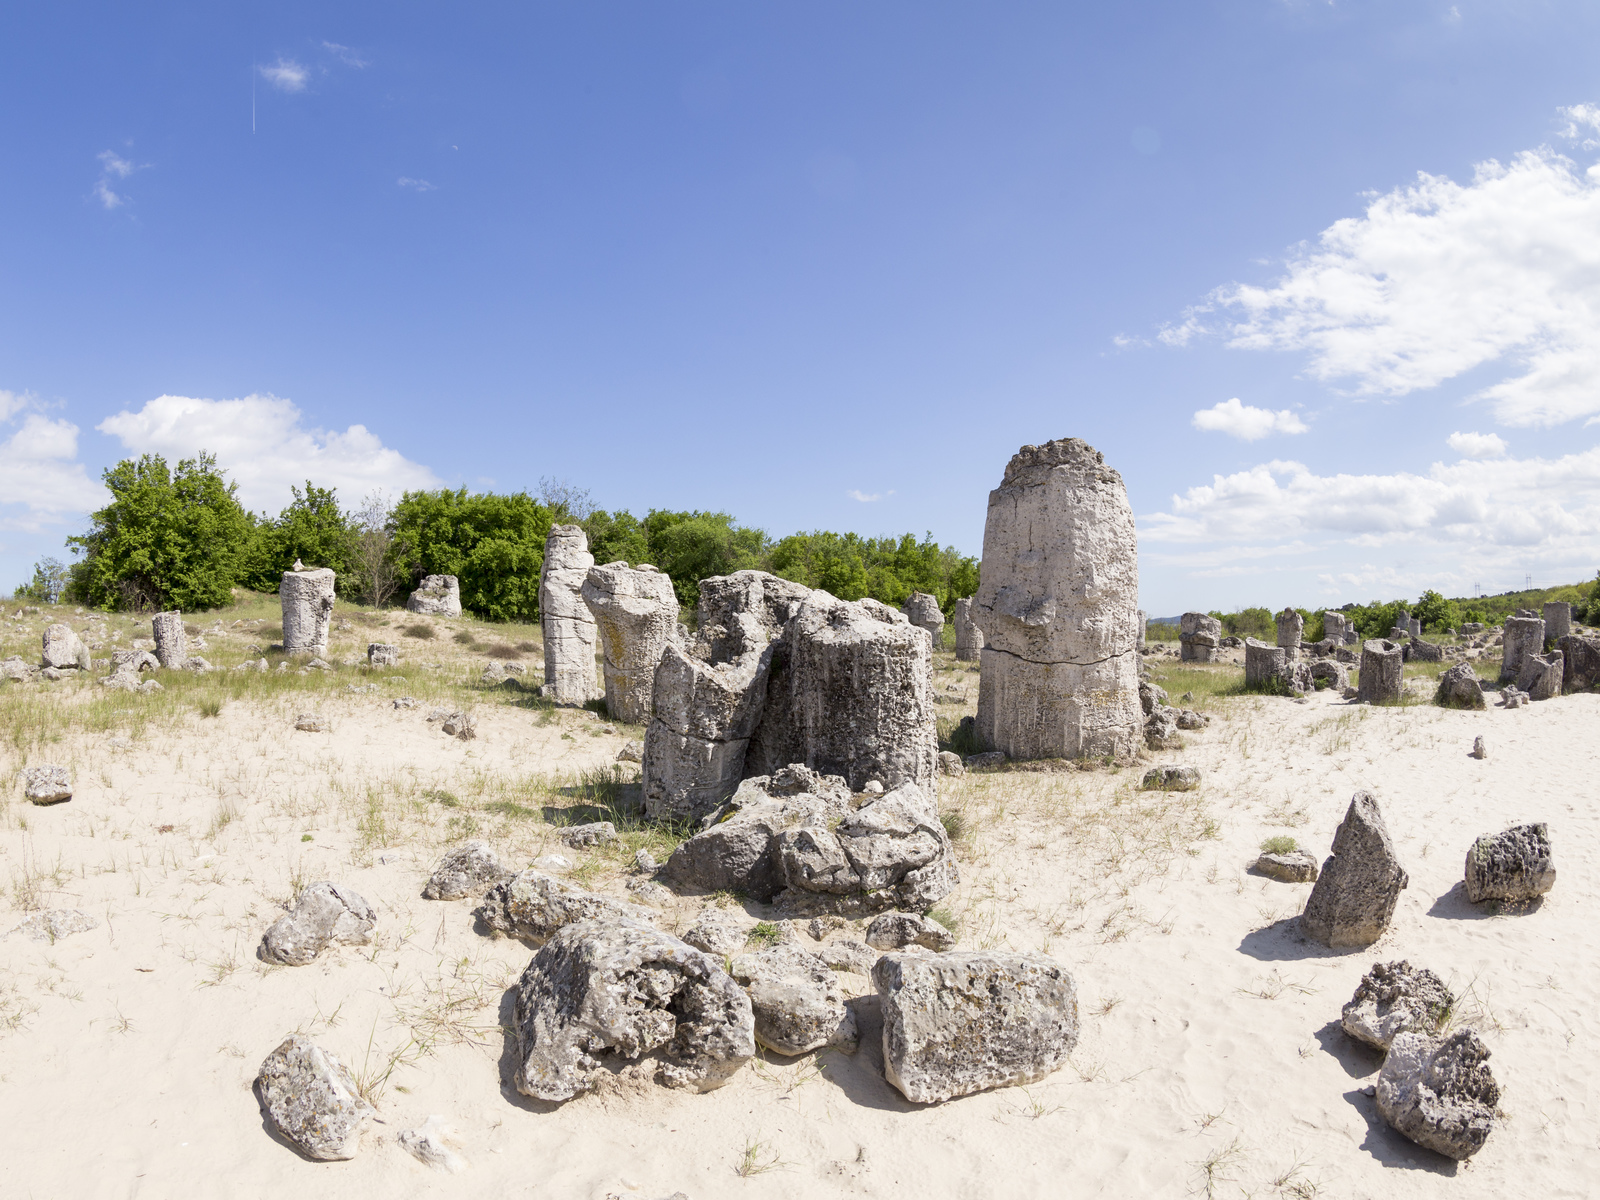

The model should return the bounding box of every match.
[1516,650,1563,701]
[1255,852,1318,883]
[1141,765,1199,792]
[1179,612,1222,662]
[367,643,399,668]
[423,841,508,900]
[474,869,651,942]
[1464,823,1555,903]
[512,918,755,1100]
[1376,1030,1499,1160]
[1301,791,1409,948]
[1435,662,1487,710]
[40,623,90,671]
[22,764,72,803]
[865,911,956,952]
[540,526,601,704]
[964,750,1007,769]
[900,592,945,649]
[582,563,680,726]
[281,567,336,655]
[406,574,462,617]
[151,611,187,668]
[873,950,1080,1104]
[730,944,859,1056]
[952,597,983,661]
[560,821,618,848]
[1357,639,1404,704]
[6,908,98,942]
[1499,614,1544,684]
[1341,960,1454,1052]
[260,882,377,966]
[255,1034,374,1161]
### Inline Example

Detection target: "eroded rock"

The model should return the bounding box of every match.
[260,882,376,966]
[953,597,983,661]
[1435,662,1487,709]
[255,1034,374,1161]
[41,623,90,671]
[1301,791,1408,948]
[730,944,859,1055]
[151,611,187,669]
[282,567,336,655]
[865,911,956,952]
[1464,823,1555,903]
[475,869,650,942]
[1141,765,1199,792]
[22,764,71,804]
[406,574,462,617]
[583,563,680,725]
[1376,1030,1499,1160]
[1342,960,1454,1051]
[424,841,507,900]
[1357,639,1404,704]
[540,527,601,704]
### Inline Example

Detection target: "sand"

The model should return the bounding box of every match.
[1,645,1594,1198]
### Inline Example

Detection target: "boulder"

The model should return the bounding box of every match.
[1141,765,1199,792]
[1463,823,1555,903]
[683,907,754,956]
[540,527,601,704]
[643,641,770,823]
[259,882,377,966]
[111,649,160,673]
[1256,851,1318,883]
[729,944,859,1055]
[41,623,90,671]
[1143,706,1181,750]
[474,869,650,942]
[1557,633,1600,690]
[367,643,399,668]
[1376,1030,1499,1160]
[1137,679,1168,716]
[900,592,945,649]
[936,750,965,777]
[1308,658,1349,691]
[965,750,1006,769]
[952,597,984,661]
[1435,662,1486,710]
[1408,637,1443,663]
[151,611,187,668]
[406,574,462,617]
[1300,791,1408,948]
[281,567,336,654]
[865,911,956,951]
[582,563,680,725]
[973,439,1142,761]
[22,764,72,804]
[1245,638,1289,690]
[255,1035,374,1161]
[1516,650,1563,701]
[873,950,1079,1103]
[1,655,36,682]
[1341,960,1454,1051]
[1357,639,1404,704]
[511,918,755,1099]
[1471,735,1487,760]
[616,739,644,764]
[423,841,507,900]
[1499,615,1544,684]
[1275,607,1303,656]
[1179,612,1222,663]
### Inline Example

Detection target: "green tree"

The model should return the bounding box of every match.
[240,482,356,593]
[1412,589,1461,633]
[581,508,650,568]
[642,510,768,607]
[389,489,556,621]
[14,556,69,604]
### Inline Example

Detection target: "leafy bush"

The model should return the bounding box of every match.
[1260,835,1297,855]
[390,489,556,622]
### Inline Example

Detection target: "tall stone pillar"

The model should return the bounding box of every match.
[581,563,679,725]
[151,611,187,669]
[539,525,601,704]
[282,567,336,655]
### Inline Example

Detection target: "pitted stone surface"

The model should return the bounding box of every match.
[406,574,462,617]
[255,1035,374,1161]
[1435,662,1486,709]
[260,882,376,966]
[900,592,945,649]
[282,567,336,654]
[582,563,680,725]
[1464,823,1555,903]
[474,869,651,942]
[1179,612,1222,663]
[953,597,984,661]
[424,841,508,900]
[1342,960,1454,1051]
[1499,615,1544,684]
[41,623,90,671]
[730,943,859,1056]
[1301,792,1408,948]
[1377,1030,1499,1160]
[540,527,601,704]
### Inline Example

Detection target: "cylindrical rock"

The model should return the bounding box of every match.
[1358,638,1404,704]
[1244,637,1287,690]
[540,525,601,704]
[282,568,337,655]
[900,592,945,650]
[1499,615,1544,684]
[953,597,984,661]
[1179,612,1221,662]
[1542,602,1571,644]
[151,611,187,669]
[581,563,679,725]
[1275,608,1303,657]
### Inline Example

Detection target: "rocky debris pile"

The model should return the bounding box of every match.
[583,563,680,725]
[1179,611,1222,662]
[474,869,652,942]
[729,944,859,1056]
[1141,765,1200,792]
[1516,650,1563,701]
[1435,661,1487,709]
[1464,823,1555,903]
[865,911,956,951]
[424,841,508,900]
[1499,613,1544,684]
[874,950,1079,1103]
[6,908,98,942]
[281,566,336,654]
[900,591,945,648]
[511,919,756,1100]
[1357,639,1404,704]
[255,1035,374,1161]
[41,622,91,672]
[540,526,602,704]
[22,764,72,804]
[367,642,398,667]
[1377,1030,1499,1160]
[406,574,462,617]
[953,597,983,661]
[1301,792,1408,948]
[973,439,1142,761]
[260,882,376,966]
[1342,960,1454,1051]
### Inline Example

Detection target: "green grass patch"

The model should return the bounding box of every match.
[1259,835,1298,855]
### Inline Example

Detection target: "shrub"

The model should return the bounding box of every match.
[1260,835,1297,855]
[402,622,436,640]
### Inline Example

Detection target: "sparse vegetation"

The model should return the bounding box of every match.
[1259,835,1297,855]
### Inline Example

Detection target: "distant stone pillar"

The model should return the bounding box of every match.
[1500,615,1545,684]
[1543,601,1571,644]
[1245,637,1288,690]
[953,598,984,661]
[406,575,461,617]
[151,611,188,669]
[1322,612,1346,645]
[1357,639,1404,704]
[581,563,679,725]
[1275,608,1304,658]
[282,567,336,655]
[540,525,601,704]
[900,592,945,650]
[1179,612,1221,662]
[1137,609,1147,650]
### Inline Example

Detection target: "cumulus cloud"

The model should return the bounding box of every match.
[97,394,442,512]
[1446,430,1507,459]
[1191,398,1307,440]
[0,392,102,531]
[259,59,309,92]
[1164,114,1600,428]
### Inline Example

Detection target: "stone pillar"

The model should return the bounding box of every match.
[1137,609,1147,650]
[1357,639,1404,704]
[151,611,187,668]
[282,567,336,655]
[900,592,945,650]
[953,598,984,661]
[1275,608,1304,658]
[1322,612,1346,645]
[1517,650,1563,700]
[1179,612,1221,662]
[973,438,1142,761]
[1499,615,1544,684]
[581,563,679,725]
[1245,637,1287,690]
[539,525,601,704]
[1543,601,1571,644]
[1408,617,1422,638]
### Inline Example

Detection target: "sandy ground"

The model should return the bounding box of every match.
[1,657,1594,1199]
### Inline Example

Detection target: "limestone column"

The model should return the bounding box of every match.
[539,525,601,704]
[282,567,336,655]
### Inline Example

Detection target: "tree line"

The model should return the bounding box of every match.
[18,452,979,621]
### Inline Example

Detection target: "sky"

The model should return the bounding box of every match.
[4,1,1600,615]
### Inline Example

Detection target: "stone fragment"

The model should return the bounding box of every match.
[406,574,462,617]
[1376,1030,1499,1160]
[22,764,72,803]
[396,1116,466,1173]
[865,911,956,952]
[730,944,859,1055]
[683,907,754,957]
[1464,823,1555,903]
[1301,792,1409,948]
[1255,852,1318,883]
[1516,650,1563,701]
[540,526,601,704]
[1275,607,1303,656]
[438,711,476,739]
[1179,611,1222,662]
[900,592,945,649]
[818,939,879,974]
[1141,765,1200,792]
[1543,600,1571,644]
[633,848,658,873]
[1499,614,1544,684]
[41,623,90,671]
[1500,686,1529,709]
[7,908,98,942]
[1408,637,1444,663]
[616,738,644,764]
[111,649,160,673]
[255,1035,374,1161]
[1357,639,1404,704]
[512,918,755,1099]
[1144,705,1181,750]
[294,713,327,733]
[151,611,187,668]
[560,821,618,848]
[1471,735,1486,760]
[964,750,1007,769]
[582,563,680,725]
[474,869,650,942]
[1557,633,1600,690]
[1138,679,1168,715]
[367,643,398,668]
[1174,708,1208,729]
[1,655,36,681]
[1435,662,1487,710]
[874,950,1079,1104]
[281,567,336,654]
[952,597,984,661]
[393,696,418,709]
[972,440,1141,760]
[936,750,965,777]
[1341,960,1454,1051]
[260,882,377,966]
[424,841,507,900]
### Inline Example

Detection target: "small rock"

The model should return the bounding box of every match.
[1174,709,1209,730]
[1377,1030,1499,1160]
[7,908,98,942]
[936,751,966,777]
[294,714,327,733]
[560,821,618,849]
[22,764,72,804]
[599,724,617,735]
[424,841,507,901]
[683,906,753,957]
[259,882,377,966]
[367,643,399,668]
[396,1115,466,1173]
[533,854,571,872]
[1464,823,1555,903]
[864,911,956,952]
[861,780,885,794]
[1470,735,1487,760]
[255,1034,374,1161]
[1342,960,1455,1051]
[817,939,879,975]
[1435,662,1487,710]
[963,752,1006,770]
[730,944,859,1055]
[633,848,658,873]
[393,696,419,709]
[1141,765,1200,792]
[440,711,476,740]
[625,879,675,904]
[807,914,850,940]
[615,739,644,764]
[474,869,650,942]
[1255,852,1318,883]
[304,657,330,671]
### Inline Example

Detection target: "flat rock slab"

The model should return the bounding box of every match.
[1255,852,1318,883]
[255,1034,374,1161]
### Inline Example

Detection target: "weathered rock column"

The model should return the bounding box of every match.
[1543,601,1571,644]
[900,592,945,650]
[1275,608,1303,658]
[973,438,1142,761]
[282,567,336,655]
[581,563,679,725]
[1358,638,1404,704]
[539,526,601,704]
[151,611,187,669]
[40,623,90,671]
[953,597,984,661]
[1245,638,1287,689]
[405,574,461,617]
[1499,614,1544,684]
[1179,612,1222,662]
[1323,612,1348,645]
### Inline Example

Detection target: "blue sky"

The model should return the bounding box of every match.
[5,1,1600,615]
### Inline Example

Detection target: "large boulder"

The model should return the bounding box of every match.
[255,1035,375,1161]
[406,574,461,617]
[1463,823,1555,903]
[423,841,507,900]
[539,527,601,704]
[40,623,90,671]
[972,440,1142,761]
[1342,960,1454,1051]
[873,950,1079,1103]
[1435,661,1486,709]
[1301,792,1408,948]
[281,567,336,654]
[259,882,376,966]
[582,563,680,725]
[1516,650,1563,701]
[1558,633,1600,690]
[474,869,652,942]
[1357,639,1403,704]
[151,611,187,668]
[1376,1030,1499,1160]
[1179,611,1222,662]
[900,592,945,649]
[729,944,859,1056]
[952,597,983,661]
[1499,614,1544,684]
[511,918,756,1099]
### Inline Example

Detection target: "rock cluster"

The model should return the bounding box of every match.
[582,563,680,725]
[259,882,376,966]
[406,574,462,617]
[540,525,601,704]
[1301,792,1408,948]
[281,567,336,655]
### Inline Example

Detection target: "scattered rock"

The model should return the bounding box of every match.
[396,1115,466,1173]
[865,911,956,952]
[255,1034,374,1161]
[1300,791,1409,948]
[730,944,859,1055]
[964,751,1006,770]
[7,908,98,942]
[1138,680,1168,715]
[633,848,658,873]
[616,739,644,764]
[41,623,90,671]
[259,882,377,966]
[393,696,419,710]
[424,841,507,900]
[294,714,327,733]
[1500,686,1529,709]
[1470,735,1487,760]
[1255,852,1318,883]
[22,764,71,804]
[367,643,399,668]
[1141,765,1199,792]
[1342,960,1454,1051]
[1376,1030,1499,1160]
[1174,708,1209,729]
[1143,705,1181,750]
[560,821,618,848]
[936,750,965,777]
[1,655,36,682]
[439,711,476,740]
[474,869,650,943]
[406,574,462,617]
[1464,823,1555,903]
[1435,662,1487,710]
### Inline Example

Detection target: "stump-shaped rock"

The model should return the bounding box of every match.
[1323,611,1350,644]
[151,611,187,669]
[406,574,461,617]
[22,764,72,804]
[540,526,601,704]
[1376,1030,1499,1160]
[1542,600,1571,644]
[1499,615,1544,684]
[40,623,90,671]
[260,882,376,966]
[874,950,1079,1103]
[424,841,507,900]
[953,597,983,661]
[1516,650,1563,701]
[512,918,756,1099]
[730,944,859,1056]
[1464,823,1555,903]
[474,869,650,942]
[644,643,769,823]
[1301,792,1408,948]
[1357,639,1403,704]
[1435,662,1486,709]
[1244,638,1294,691]
[900,592,945,649]
[255,1035,374,1161]
[582,563,679,725]
[281,567,336,654]
[367,642,398,668]
[1342,960,1454,1051]
[1179,612,1222,662]
[1275,607,1303,656]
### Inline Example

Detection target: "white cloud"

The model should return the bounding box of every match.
[97,151,134,179]
[1446,430,1507,459]
[397,177,435,192]
[0,394,101,531]
[1165,116,1600,427]
[849,489,893,502]
[260,59,309,92]
[97,394,442,512]
[321,42,369,68]
[93,148,144,210]
[1191,397,1307,440]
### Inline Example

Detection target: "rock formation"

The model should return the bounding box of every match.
[1499,614,1544,684]
[539,526,601,704]
[1357,639,1404,704]
[1275,607,1303,657]
[1244,637,1311,693]
[1435,661,1486,709]
[281,567,336,655]
[900,591,945,649]
[1558,633,1600,690]
[953,597,984,661]
[1376,1030,1499,1160]
[255,1035,374,1161]
[1543,600,1571,644]
[728,944,859,1056]
[1342,960,1454,1051]
[1464,823,1555,903]
[474,869,652,942]
[1516,650,1563,701]
[40,623,90,671]
[582,563,680,725]
[406,574,461,617]
[259,882,376,966]
[1179,612,1222,662]
[1301,791,1408,948]
[151,611,187,668]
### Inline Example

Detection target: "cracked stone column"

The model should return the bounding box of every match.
[973,438,1142,761]
[539,525,601,704]
[281,567,336,655]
